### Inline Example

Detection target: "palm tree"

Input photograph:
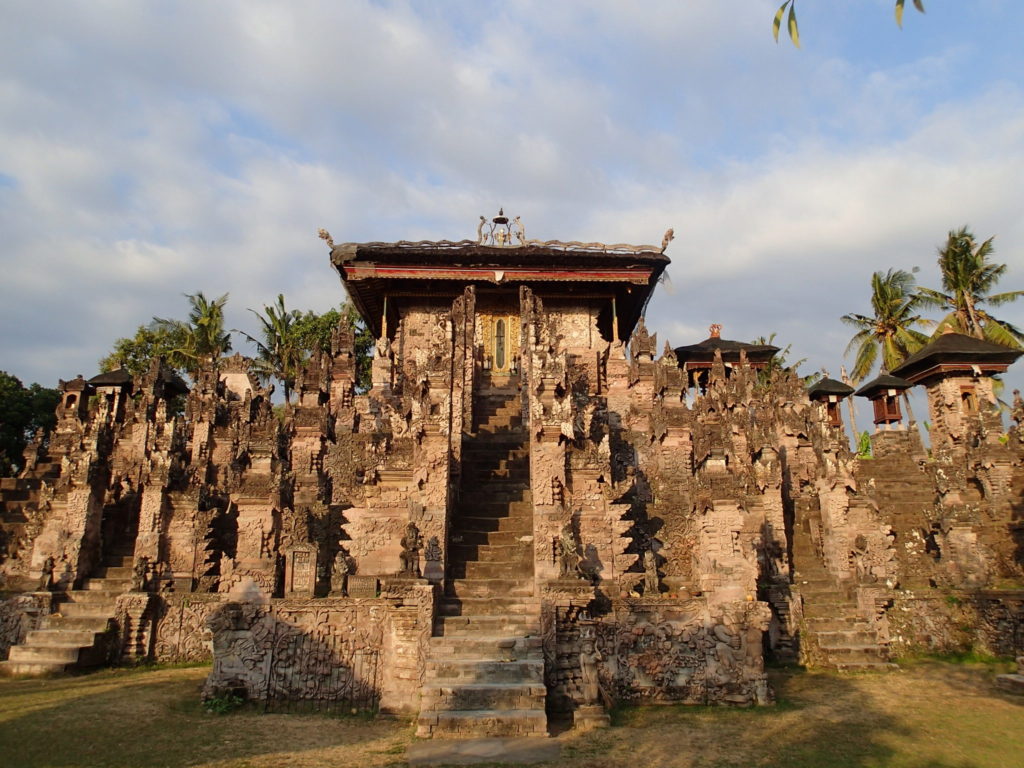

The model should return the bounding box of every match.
[917,226,1024,348]
[841,269,931,382]
[152,292,232,375]
[236,294,304,402]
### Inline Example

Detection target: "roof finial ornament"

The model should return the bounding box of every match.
[709,323,722,339]
[477,208,521,247]
[661,228,675,253]
[318,228,335,249]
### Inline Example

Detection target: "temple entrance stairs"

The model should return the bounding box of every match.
[792,517,894,671]
[417,387,547,738]
[0,547,135,676]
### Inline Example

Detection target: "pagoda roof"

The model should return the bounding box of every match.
[88,368,132,388]
[329,238,669,339]
[807,377,854,400]
[854,373,912,398]
[890,331,1022,384]
[673,330,779,367]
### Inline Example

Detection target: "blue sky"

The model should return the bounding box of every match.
[1,0,1023,421]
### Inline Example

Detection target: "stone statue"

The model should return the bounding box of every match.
[317,228,334,249]
[1012,389,1024,426]
[330,550,350,596]
[643,548,660,595]
[513,216,525,245]
[37,556,55,591]
[400,522,423,577]
[661,227,675,252]
[557,523,581,579]
[579,639,602,705]
[477,215,487,245]
[130,556,150,592]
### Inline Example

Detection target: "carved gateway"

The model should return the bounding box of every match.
[3,213,1023,740]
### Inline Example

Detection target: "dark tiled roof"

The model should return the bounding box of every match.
[87,368,132,387]
[892,332,1022,380]
[807,377,854,399]
[673,337,779,365]
[854,373,912,398]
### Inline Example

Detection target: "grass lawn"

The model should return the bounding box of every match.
[1,659,1021,768]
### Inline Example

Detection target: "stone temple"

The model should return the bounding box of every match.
[2,212,1023,736]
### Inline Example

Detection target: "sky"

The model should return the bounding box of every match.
[2,0,1023,421]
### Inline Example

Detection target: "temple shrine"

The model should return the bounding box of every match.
[1,211,1023,738]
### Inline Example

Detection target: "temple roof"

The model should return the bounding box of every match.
[325,219,670,339]
[891,331,1023,384]
[807,377,854,400]
[87,368,133,387]
[854,373,912,398]
[673,325,779,367]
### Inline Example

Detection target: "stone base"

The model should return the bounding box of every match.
[573,704,610,731]
[995,674,1024,695]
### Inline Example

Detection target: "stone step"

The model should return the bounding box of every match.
[425,659,544,684]
[434,616,540,636]
[455,561,533,580]
[455,516,532,534]
[93,565,133,579]
[416,709,547,739]
[453,499,533,517]
[25,628,105,646]
[82,577,132,591]
[428,635,542,659]
[40,615,110,631]
[449,542,533,561]
[421,682,546,711]
[63,589,122,604]
[831,661,899,672]
[816,645,888,663]
[803,616,869,631]
[816,629,879,647]
[0,659,71,677]
[57,602,115,619]
[8,643,85,664]
[445,579,534,598]
[439,598,538,617]
[451,530,533,547]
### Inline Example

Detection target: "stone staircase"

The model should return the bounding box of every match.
[792,517,894,671]
[417,388,547,738]
[0,548,134,676]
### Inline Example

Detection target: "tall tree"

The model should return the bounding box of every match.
[99,324,186,377]
[0,372,60,474]
[152,292,232,374]
[917,226,1024,348]
[841,269,931,382]
[237,294,305,403]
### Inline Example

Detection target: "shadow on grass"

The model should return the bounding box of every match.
[557,664,1015,768]
[0,666,406,768]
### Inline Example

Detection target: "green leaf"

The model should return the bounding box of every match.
[895,0,905,28]
[787,3,800,47]
[773,0,788,43]
[913,0,925,13]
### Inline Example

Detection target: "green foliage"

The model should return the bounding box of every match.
[202,693,245,715]
[99,324,186,377]
[917,226,1024,348]
[0,372,60,474]
[152,292,232,375]
[857,431,873,458]
[775,0,924,48]
[841,269,931,383]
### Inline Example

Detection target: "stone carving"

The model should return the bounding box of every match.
[399,522,422,578]
[330,550,351,596]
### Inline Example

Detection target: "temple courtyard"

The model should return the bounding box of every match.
[1,658,1021,768]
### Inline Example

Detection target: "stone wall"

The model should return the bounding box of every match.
[888,590,1024,657]
[0,592,52,660]
[202,582,433,714]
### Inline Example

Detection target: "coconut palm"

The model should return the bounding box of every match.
[917,226,1024,348]
[236,294,304,402]
[152,292,232,375]
[841,269,931,383]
